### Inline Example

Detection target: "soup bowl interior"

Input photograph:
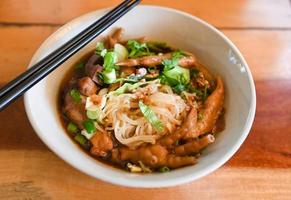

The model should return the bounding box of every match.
[24,5,256,188]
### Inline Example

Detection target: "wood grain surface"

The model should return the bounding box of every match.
[0,0,291,199]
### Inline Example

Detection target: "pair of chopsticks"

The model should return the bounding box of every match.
[0,0,141,111]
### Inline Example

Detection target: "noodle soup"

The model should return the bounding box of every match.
[59,28,225,173]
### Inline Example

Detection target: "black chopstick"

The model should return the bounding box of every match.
[0,0,133,98]
[0,0,141,110]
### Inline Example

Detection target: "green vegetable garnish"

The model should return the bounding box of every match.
[74,133,89,149]
[70,89,81,103]
[86,110,99,120]
[127,40,152,58]
[163,65,190,85]
[138,101,164,132]
[101,51,118,84]
[162,51,190,88]
[173,83,187,94]
[67,122,78,134]
[74,133,87,145]
[159,166,170,173]
[103,52,118,71]
[102,69,116,84]
[95,42,107,56]
[162,51,184,71]
[82,120,96,134]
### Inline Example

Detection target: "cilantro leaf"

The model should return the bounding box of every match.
[127,40,153,58]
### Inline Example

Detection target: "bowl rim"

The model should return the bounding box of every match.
[24,5,256,188]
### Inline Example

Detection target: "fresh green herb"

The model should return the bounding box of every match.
[95,42,107,56]
[159,166,170,173]
[161,51,190,88]
[101,51,118,84]
[102,69,116,84]
[174,140,180,146]
[138,101,164,132]
[74,133,87,145]
[70,89,81,103]
[75,62,85,70]
[162,51,185,70]
[127,40,152,58]
[103,52,118,71]
[86,110,99,120]
[82,120,96,134]
[67,122,78,134]
[163,65,190,86]
[74,133,90,149]
[173,83,187,94]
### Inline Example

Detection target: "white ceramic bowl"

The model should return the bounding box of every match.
[24,5,256,188]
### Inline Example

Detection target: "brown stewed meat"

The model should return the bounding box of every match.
[63,92,87,128]
[90,131,113,157]
[77,76,99,96]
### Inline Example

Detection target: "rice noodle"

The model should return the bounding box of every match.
[102,81,188,148]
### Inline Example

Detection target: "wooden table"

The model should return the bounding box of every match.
[0,0,291,199]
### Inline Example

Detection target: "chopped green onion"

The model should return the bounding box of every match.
[138,101,164,132]
[86,110,99,120]
[103,52,118,71]
[82,120,96,134]
[95,42,105,55]
[159,166,170,173]
[102,69,116,84]
[70,89,81,103]
[67,122,78,134]
[74,133,87,146]
[74,133,90,150]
